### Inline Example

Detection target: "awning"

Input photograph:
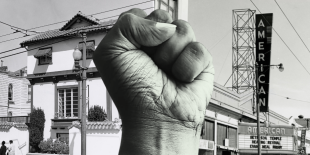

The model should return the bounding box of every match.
[34,48,52,58]
[78,41,95,51]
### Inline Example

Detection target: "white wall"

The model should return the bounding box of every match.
[33,83,54,139]
[87,78,119,121]
[69,126,122,155]
[0,73,30,116]
[27,33,106,75]
[0,126,29,155]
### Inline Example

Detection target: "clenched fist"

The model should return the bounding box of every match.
[94,9,214,155]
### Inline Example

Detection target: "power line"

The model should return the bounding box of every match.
[270,93,310,104]
[0,0,152,40]
[274,0,310,54]
[250,0,310,77]
[0,47,24,55]
[0,36,76,59]
[0,34,36,44]
[0,6,153,57]
[99,7,154,20]
[0,32,17,38]
[26,0,153,31]
[0,21,27,31]
[0,21,41,34]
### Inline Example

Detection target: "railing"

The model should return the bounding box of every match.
[54,112,78,119]
[0,116,30,123]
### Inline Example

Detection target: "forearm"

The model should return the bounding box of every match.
[118,117,202,155]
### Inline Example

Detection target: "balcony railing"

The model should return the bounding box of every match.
[54,112,78,119]
[0,116,30,123]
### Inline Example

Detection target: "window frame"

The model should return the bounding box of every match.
[78,40,95,59]
[37,47,53,65]
[56,133,69,143]
[8,83,13,102]
[156,0,178,20]
[8,111,12,117]
[56,85,79,119]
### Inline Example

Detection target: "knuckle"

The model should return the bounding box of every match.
[147,9,173,23]
[172,20,193,36]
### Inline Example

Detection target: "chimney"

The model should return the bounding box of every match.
[20,70,24,77]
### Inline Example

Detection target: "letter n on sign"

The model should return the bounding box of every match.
[256,13,273,112]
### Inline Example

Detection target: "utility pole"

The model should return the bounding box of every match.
[256,67,261,155]
[81,32,87,155]
[73,30,91,155]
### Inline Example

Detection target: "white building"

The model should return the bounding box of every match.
[20,0,188,143]
[0,65,30,118]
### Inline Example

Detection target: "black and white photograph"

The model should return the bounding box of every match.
[0,0,309,155]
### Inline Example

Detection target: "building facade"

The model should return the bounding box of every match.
[21,0,188,142]
[0,66,30,118]
[199,83,292,155]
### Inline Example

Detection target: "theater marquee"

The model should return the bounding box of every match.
[238,123,298,154]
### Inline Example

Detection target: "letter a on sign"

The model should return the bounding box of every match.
[258,19,265,27]
[256,13,273,112]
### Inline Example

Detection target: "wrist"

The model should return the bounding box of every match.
[119,117,202,155]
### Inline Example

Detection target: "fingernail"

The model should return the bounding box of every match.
[156,22,177,30]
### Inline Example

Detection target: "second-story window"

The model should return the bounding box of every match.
[156,0,178,20]
[34,47,52,65]
[78,40,95,59]
[8,83,13,101]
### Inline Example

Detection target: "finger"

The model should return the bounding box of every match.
[145,9,173,23]
[172,42,213,83]
[153,20,196,73]
[118,8,147,19]
[117,13,177,48]
[142,9,173,56]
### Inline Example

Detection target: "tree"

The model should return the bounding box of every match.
[88,105,107,121]
[29,107,45,152]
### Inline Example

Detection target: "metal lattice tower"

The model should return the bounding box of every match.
[232,9,256,94]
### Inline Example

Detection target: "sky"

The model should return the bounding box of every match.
[0,0,309,119]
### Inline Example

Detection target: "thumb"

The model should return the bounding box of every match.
[114,13,176,48]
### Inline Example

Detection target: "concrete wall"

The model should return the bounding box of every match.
[69,126,122,155]
[0,72,30,116]
[0,126,29,155]
[33,82,55,139]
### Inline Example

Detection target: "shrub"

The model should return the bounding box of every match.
[39,138,69,154]
[29,107,45,152]
[88,105,107,121]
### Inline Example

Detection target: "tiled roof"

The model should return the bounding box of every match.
[60,11,100,31]
[0,122,28,129]
[68,120,122,130]
[20,20,116,47]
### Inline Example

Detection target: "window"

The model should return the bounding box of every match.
[78,40,95,59]
[57,87,79,118]
[34,47,52,65]
[57,133,69,143]
[202,119,214,141]
[28,85,32,102]
[217,123,237,148]
[8,83,13,101]
[156,0,178,20]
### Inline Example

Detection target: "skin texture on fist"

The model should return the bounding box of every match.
[94,9,214,155]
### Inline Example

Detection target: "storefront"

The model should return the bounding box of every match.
[238,122,298,154]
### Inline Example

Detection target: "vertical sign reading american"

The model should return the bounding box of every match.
[256,13,273,112]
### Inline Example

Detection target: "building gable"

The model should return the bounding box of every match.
[60,11,100,31]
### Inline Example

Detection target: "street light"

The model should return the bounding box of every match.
[72,32,87,155]
[255,63,284,155]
